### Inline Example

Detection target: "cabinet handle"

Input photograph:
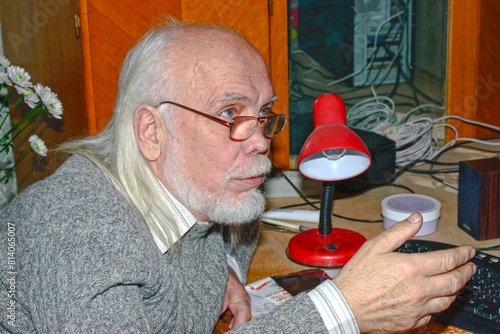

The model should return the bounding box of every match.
[74,15,81,39]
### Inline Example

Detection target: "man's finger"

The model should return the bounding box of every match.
[228,302,252,329]
[415,246,476,277]
[359,212,424,254]
[425,261,476,297]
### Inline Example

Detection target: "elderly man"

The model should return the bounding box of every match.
[0,19,475,333]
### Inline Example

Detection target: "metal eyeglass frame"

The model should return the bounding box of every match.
[156,100,287,141]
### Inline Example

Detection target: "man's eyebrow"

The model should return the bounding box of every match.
[269,95,279,104]
[208,93,251,109]
[208,93,279,109]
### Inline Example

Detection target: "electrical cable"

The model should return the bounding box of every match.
[346,9,413,133]
[429,136,500,190]
[399,70,443,105]
[347,95,397,131]
[393,136,500,190]
[270,166,415,223]
[291,10,405,90]
[390,115,500,168]
[405,167,458,174]
[363,17,406,88]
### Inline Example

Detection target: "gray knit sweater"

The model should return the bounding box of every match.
[0,155,326,333]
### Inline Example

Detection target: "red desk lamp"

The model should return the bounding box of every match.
[287,94,372,267]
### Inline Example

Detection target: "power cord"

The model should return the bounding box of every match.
[270,166,415,224]
[389,115,500,167]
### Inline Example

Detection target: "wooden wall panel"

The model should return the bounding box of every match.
[268,0,290,170]
[446,0,480,140]
[475,0,500,139]
[446,0,500,140]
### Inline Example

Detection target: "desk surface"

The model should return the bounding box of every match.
[248,144,500,284]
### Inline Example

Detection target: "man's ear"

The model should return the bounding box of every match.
[133,105,163,161]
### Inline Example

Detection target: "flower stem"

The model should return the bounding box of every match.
[0,85,14,130]
[0,103,45,151]
[0,85,12,112]
[0,99,23,134]
[0,148,32,184]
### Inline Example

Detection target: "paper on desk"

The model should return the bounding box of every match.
[245,269,340,317]
[245,277,292,317]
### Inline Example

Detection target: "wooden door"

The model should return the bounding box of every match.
[0,0,87,192]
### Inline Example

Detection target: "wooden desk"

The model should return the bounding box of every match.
[248,144,500,284]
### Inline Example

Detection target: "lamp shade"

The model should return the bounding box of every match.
[298,94,371,181]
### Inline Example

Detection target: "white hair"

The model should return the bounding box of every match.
[59,18,243,250]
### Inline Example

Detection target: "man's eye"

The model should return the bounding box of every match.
[260,107,271,116]
[220,108,236,118]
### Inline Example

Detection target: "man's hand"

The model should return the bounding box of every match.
[333,212,477,333]
[220,268,252,329]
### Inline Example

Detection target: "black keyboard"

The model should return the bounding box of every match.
[396,239,500,334]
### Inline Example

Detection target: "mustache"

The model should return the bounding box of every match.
[226,155,272,180]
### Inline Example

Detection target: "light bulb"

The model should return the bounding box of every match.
[322,149,346,161]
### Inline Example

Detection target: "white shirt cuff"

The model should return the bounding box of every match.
[308,280,359,334]
[226,254,244,283]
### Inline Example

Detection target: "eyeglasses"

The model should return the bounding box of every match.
[156,101,288,141]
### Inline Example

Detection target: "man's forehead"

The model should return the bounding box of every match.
[170,28,274,107]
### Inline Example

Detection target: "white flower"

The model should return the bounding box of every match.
[44,95,63,119]
[0,72,12,86]
[0,56,10,69]
[29,135,47,157]
[7,65,33,88]
[34,83,51,96]
[15,86,40,109]
[34,83,63,119]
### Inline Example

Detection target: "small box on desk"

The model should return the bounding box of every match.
[458,157,500,240]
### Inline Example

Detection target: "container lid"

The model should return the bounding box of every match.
[381,194,441,222]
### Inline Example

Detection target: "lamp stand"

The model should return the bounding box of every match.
[287,182,366,268]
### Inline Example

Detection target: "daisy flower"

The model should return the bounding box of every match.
[34,83,63,119]
[0,56,10,69]
[7,65,33,88]
[29,135,47,157]
[33,83,51,96]
[15,86,40,109]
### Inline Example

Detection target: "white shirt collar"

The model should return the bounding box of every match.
[151,184,201,253]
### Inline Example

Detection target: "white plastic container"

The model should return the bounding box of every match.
[381,194,441,236]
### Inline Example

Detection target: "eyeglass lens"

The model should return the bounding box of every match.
[230,114,286,140]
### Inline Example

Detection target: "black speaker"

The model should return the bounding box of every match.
[458,157,500,240]
[336,128,396,194]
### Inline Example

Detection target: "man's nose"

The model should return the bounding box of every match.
[244,121,271,155]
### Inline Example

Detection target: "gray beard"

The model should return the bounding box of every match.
[163,143,271,225]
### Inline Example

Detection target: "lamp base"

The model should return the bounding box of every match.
[287,228,366,268]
